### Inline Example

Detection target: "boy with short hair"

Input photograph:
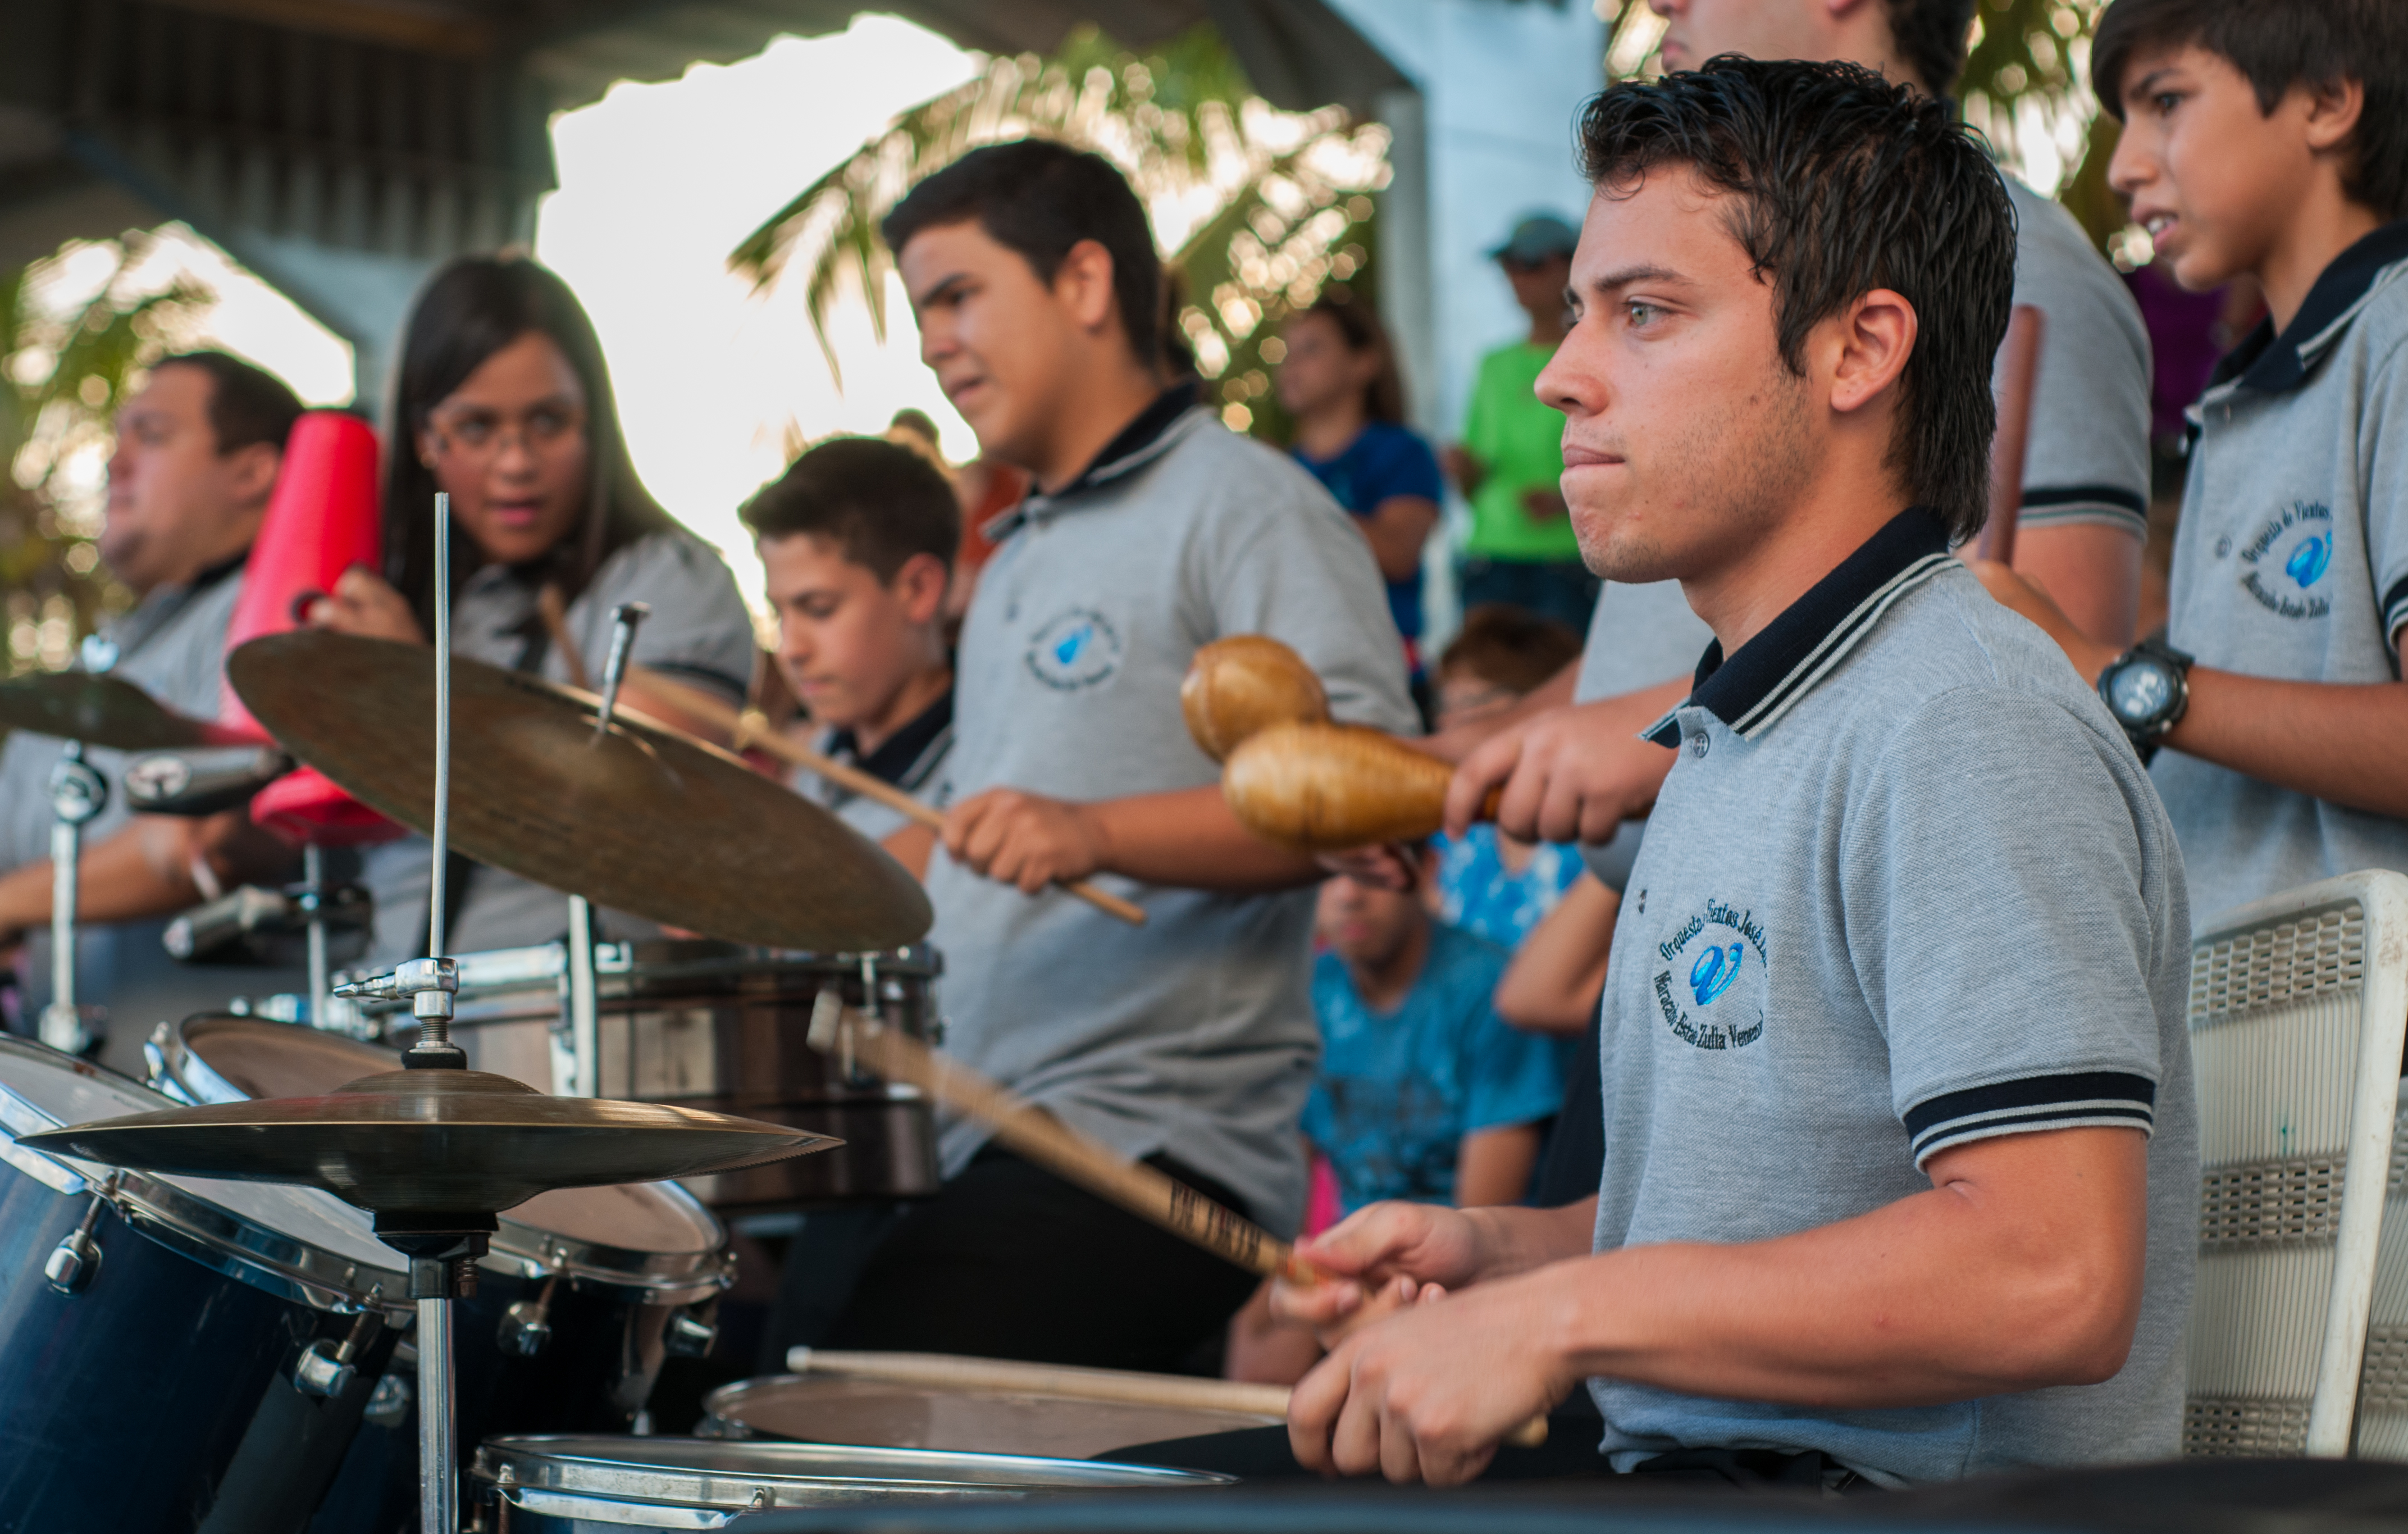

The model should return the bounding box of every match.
[1982,0,2408,919]
[741,435,959,872]
[820,139,1419,1372]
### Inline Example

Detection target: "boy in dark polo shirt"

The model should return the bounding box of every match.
[1271,60,2194,1488]
[1980,0,2408,920]
[820,140,1418,1371]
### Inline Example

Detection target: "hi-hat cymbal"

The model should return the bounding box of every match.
[0,672,247,752]
[225,630,931,952]
[19,1068,833,1216]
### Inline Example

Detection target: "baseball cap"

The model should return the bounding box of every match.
[1488,212,1580,265]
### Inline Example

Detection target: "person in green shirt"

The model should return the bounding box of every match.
[1443,212,1598,631]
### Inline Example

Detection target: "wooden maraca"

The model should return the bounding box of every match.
[1181,635,1329,763]
[1223,720,1495,853]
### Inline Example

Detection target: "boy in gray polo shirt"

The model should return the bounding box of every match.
[819,140,1417,1372]
[1982,0,2408,921]
[1273,60,2194,1489]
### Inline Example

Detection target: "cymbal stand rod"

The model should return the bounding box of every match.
[590,601,648,743]
[303,841,330,1031]
[417,1294,455,1534]
[565,895,598,1097]
[39,742,106,1055]
[428,491,452,962]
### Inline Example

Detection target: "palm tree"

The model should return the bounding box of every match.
[727,24,1391,441]
[1,234,208,675]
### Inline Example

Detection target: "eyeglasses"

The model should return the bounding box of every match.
[422,400,586,461]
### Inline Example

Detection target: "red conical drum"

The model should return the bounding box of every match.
[222,411,401,846]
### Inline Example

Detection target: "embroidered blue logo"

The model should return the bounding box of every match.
[1024,607,1124,691]
[2286,534,2331,589]
[1689,943,1744,1006]
[2239,501,2334,620]
[1651,898,1768,1052]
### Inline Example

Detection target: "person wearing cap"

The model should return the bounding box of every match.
[1442,213,1598,633]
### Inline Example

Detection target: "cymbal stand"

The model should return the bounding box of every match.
[299,841,331,1031]
[562,601,647,1100]
[38,742,106,1056]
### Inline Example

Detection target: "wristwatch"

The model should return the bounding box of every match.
[2097,636,2194,761]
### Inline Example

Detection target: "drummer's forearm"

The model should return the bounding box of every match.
[1087,786,1326,891]
[0,823,207,939]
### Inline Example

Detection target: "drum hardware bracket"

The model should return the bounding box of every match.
[664,1303,719,1359]
[296,1301,382,1399]
[43,1171,119,1295]
[363,1370,412,1428]
[498,1272,559,1357]
[337,958,464,1069]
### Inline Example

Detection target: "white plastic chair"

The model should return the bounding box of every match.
[2183,869,2408,1458]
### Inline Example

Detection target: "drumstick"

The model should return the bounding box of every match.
[785,1349,1292,1420]
[1976,303,2044,566]
[634,668,1147,929]
[535,584,592,690]
[805,995,1549,1450]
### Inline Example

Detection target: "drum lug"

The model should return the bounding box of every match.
[296,1302,382,1398]
[44,1173,118,1295]
[499,1273,560,1357]
[664,1305,718,1358]
[363,1371,412,1428]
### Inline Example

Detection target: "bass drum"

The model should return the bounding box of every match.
[145,1016,733,1532]
[0,1035,409,1533]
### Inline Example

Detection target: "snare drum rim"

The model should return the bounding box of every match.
[153,1015,732,1304]
[471,1435,1233,1506]
[0,1036,411,1317]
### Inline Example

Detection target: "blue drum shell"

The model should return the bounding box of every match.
[0,1160,394,1534]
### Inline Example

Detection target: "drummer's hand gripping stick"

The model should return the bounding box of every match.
[805,994,1548,1450]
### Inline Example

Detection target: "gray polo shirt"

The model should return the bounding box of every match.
[0,558,247,875]
[2152,221,2408,920]
[1589,508,2195,1485]
[359,526,756,964]
[1568,180,2151,887]
[926,395,1418,1232]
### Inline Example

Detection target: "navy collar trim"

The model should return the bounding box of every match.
[827,687,954,790]
[987,382,1201,540]
[2211,219,2408,395]
[1645,507,1954,746]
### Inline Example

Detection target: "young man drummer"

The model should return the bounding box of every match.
[1273,59,2196,1487]
[820,140,1419,1371]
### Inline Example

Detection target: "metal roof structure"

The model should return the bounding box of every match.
[0,0,1406,405]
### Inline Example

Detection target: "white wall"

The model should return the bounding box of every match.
[1326,0,1604,443]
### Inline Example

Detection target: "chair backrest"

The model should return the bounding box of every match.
[2183,870,2408,1458]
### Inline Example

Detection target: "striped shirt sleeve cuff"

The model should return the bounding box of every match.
[2016,485,2150,540]
[1903,1071,2156,1166]
[2383,573,2407,654]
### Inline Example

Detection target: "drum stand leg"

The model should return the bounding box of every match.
[303,841,331,1033]
[417,1294,455,1534]
[40,743,106,1056]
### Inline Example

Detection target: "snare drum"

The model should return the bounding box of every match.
[701,1373,1285,1460]
[145,1016,733,1504]
[346,939,942,1207]
[471,1435,1232,1530]
[0,1035,409,1533]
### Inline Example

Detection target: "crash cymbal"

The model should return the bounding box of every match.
[0,672,247,752]
[19,1068,834,1216]
[225,630,931,952]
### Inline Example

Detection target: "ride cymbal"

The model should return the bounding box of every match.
[0,672,247,752]
[225,630,932,952]
[19,1068,834,1216]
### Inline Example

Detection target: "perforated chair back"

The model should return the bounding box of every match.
[2183,870,2408,1459]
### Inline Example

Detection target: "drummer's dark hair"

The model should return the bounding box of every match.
[882,139,1161,368]
[154,351,303,456]
[1577,58,2015,543]
[383,256,677,634]
[742,435,960,581]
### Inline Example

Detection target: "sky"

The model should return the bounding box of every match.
[94,14,982,609]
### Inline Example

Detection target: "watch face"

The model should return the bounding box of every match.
[2109,660,2173,723]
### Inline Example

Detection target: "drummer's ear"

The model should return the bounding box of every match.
[225,440,282,511]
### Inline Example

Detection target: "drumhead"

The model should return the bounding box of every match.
[167,1014,727,1290]
[0,1038,403,1304]
[704,1374,1281,1460]
[473,1435,1229,1510]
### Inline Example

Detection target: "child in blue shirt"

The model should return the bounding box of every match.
[1304,869,1563,1213]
